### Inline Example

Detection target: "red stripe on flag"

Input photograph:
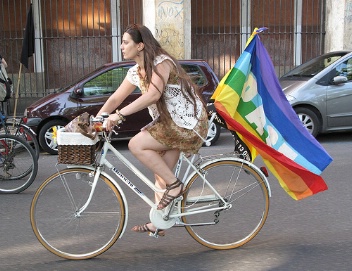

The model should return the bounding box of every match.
[218,109,328,200]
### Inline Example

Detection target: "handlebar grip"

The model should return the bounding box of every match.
[101,112,109,118]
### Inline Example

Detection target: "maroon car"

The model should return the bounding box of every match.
[24,60,220,154]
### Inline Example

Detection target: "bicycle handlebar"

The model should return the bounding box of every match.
[90,112,217,146]
[90,114,116,140]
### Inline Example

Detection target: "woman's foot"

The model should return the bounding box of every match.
[157,178,184,210]
[131,222,165,236]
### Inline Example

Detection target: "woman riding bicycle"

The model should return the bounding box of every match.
[97,24,208,235]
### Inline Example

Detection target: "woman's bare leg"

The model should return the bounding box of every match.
[128,130,182,200]
[141,149,180,232]
[129,134,180,232]
[154,149,180,202]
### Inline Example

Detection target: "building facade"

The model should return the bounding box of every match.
[1,0,351,113]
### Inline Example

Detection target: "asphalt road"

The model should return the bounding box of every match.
[1,130,352,271]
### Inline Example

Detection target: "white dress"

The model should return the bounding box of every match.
[126,54,208,154]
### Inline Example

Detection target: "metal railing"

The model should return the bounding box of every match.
[191,0,325,79]
[0,0,325,114]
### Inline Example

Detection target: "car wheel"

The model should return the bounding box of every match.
[39,120,68,155]
[204,122,221,146]
[294,107,320,137]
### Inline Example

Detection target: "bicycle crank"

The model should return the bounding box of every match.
[149,208,177,229]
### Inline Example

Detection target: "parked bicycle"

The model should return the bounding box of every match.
[30,114,271,260]
[0,108,40,160]
[0,134,38,193]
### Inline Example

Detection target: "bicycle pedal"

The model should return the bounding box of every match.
[148,230,163,238]
[148,232,159,238]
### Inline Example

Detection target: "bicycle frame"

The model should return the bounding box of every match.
[72,137,231,216]
[0,110,37,142]
[0,138,10,155]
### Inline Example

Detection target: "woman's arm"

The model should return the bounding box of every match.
[97,77,136,116]
[105,60,172,129]
[118,60,172,117]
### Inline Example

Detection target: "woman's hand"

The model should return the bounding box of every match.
[105,113,122,131]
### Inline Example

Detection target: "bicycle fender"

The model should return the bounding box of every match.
[5,122,37,136]
[66,165,129,237]
[19,123,37,135]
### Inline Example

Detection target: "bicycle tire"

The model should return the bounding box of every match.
[181,159,269,249]
[30,167,126,260]
[0,134,38,193]
[1,122,40,160]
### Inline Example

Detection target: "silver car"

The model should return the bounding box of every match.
[280,51,352,137]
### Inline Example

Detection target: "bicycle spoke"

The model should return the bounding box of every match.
[0,135,38,193]
[30,168,125,259]
[182,159,269,249]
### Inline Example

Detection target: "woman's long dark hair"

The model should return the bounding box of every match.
[124,24,204,124]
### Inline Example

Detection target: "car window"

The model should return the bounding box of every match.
[181,64,208,87]
[282,54,346,78]
[335,58,352,81]
[81,64,205,97]
[82,66,141,97]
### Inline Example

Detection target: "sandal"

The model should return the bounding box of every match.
[131,222,165,237]
[157,178,184,210]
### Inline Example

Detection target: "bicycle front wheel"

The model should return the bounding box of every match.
[0,134,38,193]
[30,168,126,260]
[181,159,269,249]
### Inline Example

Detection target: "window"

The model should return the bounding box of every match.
[81,64,207,97]
[181,64,208,87]
[335,58,352,81]
[83,66,134,96]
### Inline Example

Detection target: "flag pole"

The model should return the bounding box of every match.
[18,3,34,120]
[13,63,23,120]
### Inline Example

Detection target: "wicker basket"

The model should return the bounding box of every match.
[57,128,99,165]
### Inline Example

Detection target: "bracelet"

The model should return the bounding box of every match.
[116,109,126,122]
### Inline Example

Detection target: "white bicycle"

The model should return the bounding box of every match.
[30,114,271,260]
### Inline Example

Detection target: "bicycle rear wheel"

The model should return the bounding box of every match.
[181,159,269,249]
[1,122,40,160]
[30,168,126,260]
[0,134,38,193]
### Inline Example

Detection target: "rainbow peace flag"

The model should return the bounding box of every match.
[211,28,332,200]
